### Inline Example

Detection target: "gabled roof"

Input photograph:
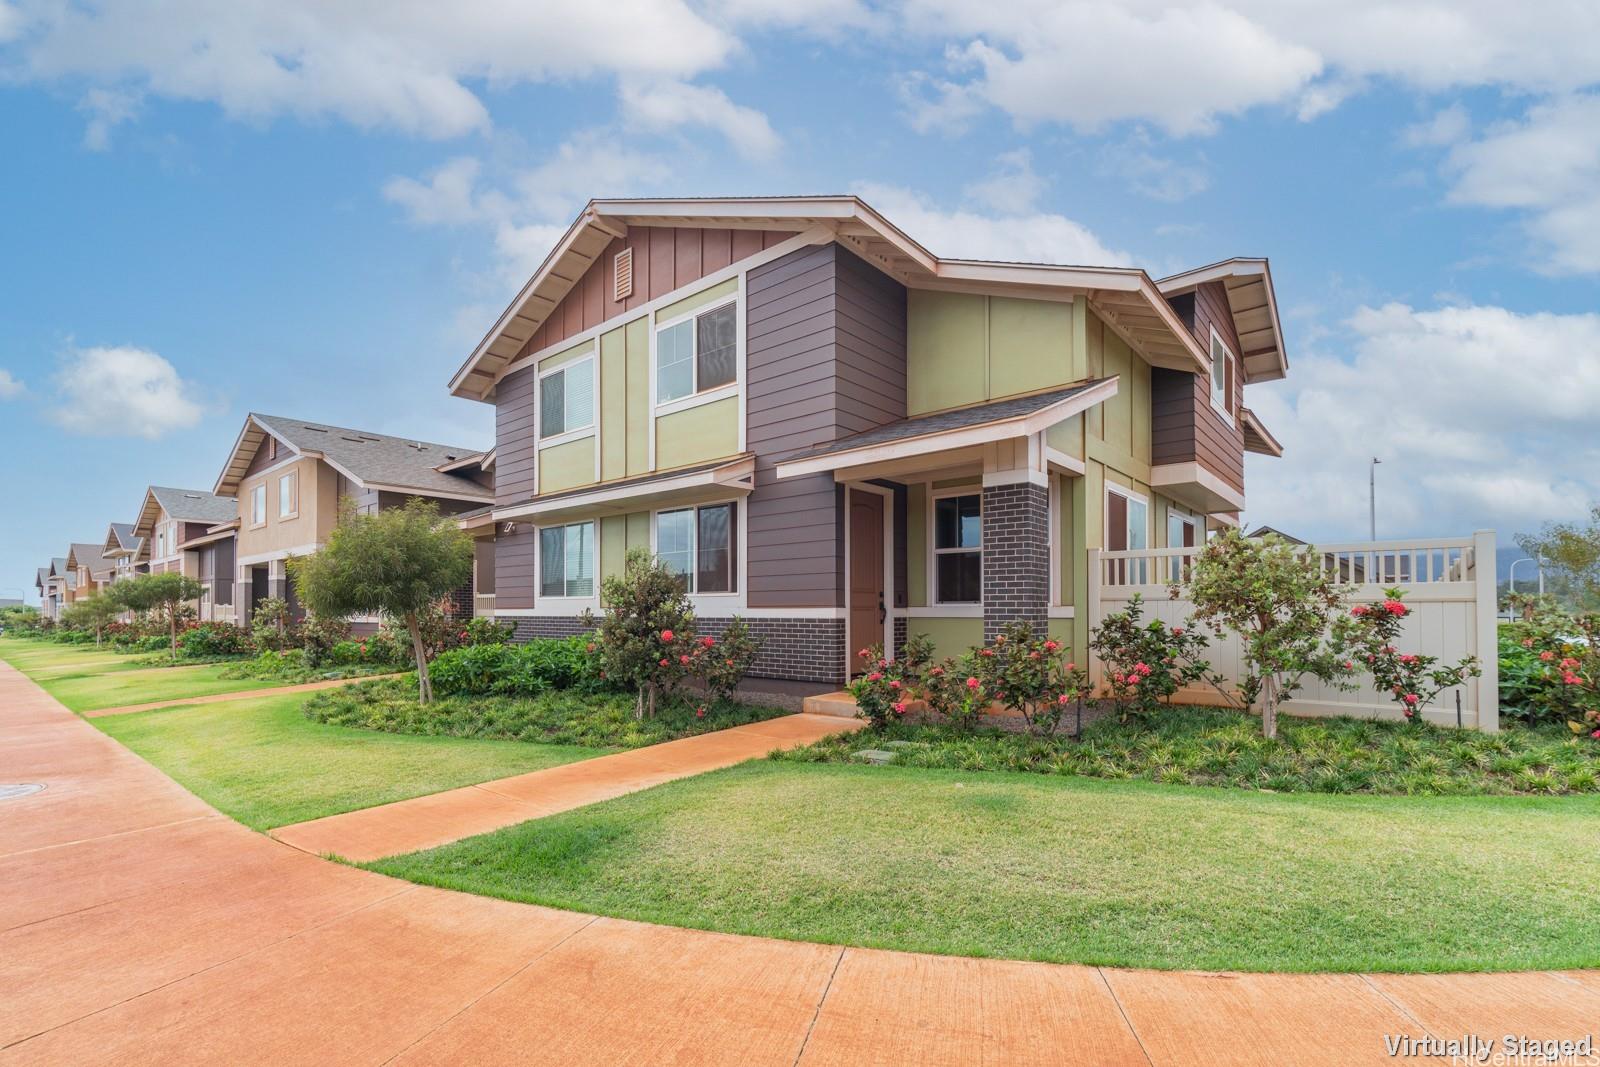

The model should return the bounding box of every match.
[66,543,117,579]
[451,196,1214,401]
[35,566,50,592]
[213,414,493,503]
[1156,258,1288,383]
[1240,407,1284,457]
[103,521,142,557]
[134,486,239,548]
[48,557,69,579]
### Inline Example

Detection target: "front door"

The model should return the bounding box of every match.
[848,490,885,675]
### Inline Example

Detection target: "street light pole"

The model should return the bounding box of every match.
[1369,457,1381,541]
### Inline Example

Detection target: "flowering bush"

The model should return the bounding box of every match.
[585,548,701,719]
[175,622,254,658]
[697,618,763,704]
[970,621,1092,737]
[251,597,297,652]
[848,643,915,728]
[1088,594,1216,719]
[918,651,988,733]
[1500,607,1600,735]
[1344,588,1480,724]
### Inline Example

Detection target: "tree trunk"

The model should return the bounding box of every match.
[634,689,645,722]
[406,612,432,704]
[169,604,178,660]
[1261,676,1278,740]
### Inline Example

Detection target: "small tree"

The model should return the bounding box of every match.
[112,572,203,658]
[290,498,472,703]
[1344,588,1481,724]
[586,548,698,719]
[61,593,122,647]
[1182,528,1356,739]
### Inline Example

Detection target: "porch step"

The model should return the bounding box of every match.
[801,691,859,718]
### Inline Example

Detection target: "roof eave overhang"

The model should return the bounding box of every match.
[493,455,756,525]
[1240,407,1285,458]
[1156,258,1288,384]
[214,415,298,498]
[1149,462,1248,515]
[774,377,1119,481]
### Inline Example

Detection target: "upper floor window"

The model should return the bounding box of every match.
[1209,329,1233,422]
[656,503,736,594]
[656,301,736,405]
[279,471,298,519]
[539,356,594,439]
[251,484,267,526]
[539,521,595,598]
[933,493,981,604]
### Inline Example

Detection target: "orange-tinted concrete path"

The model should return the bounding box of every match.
[271,712,862,861]
[4,660,1599,1065]
[83,673,405,718]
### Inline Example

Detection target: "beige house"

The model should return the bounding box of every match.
[63,543,118,605]
[130,486,240,622]
[450,196,1287,688]
[211,414,494,628]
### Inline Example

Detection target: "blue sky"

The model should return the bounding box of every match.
[4,1,1599,602]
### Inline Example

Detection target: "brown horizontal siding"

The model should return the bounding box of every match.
[495,525,536,611]
[522,226,796,358]
[745,243,907,609]
[494,364,538,507]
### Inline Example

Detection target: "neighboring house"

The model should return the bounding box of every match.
[450,197,1289,689]
[1246,525,1411,584]
[101,522,148,583]
[211,414,494,629]
[64,543,118,604]
[132,486,241,622]
[40,558,71,619]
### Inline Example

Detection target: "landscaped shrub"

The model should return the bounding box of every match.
[698,618,763,704]
[176,622,254,658]
[1345,588,1481,724]
[918,651,987,733]
[456,615,514,646]
[1499,607,1600,733]
[586,548,701,719]
[297,613,352,666]
[251,597,297,652]
[429,635,596,698]
[971,621,1092,737]
[1088,594,1216,719]
[848,644,916,728]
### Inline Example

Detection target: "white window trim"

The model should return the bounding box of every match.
[648,498,746,610]
[534,520,600,605]
[278,471,299,521]
[1104,482,1150,549]
[1165,501,1199,582]
[1209,326,1235,426]
[537,353,597,446]
[249,485,267,530]
[651,298,739,410]
[928,484,983,607]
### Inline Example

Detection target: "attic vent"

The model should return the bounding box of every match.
[613,247,634,302]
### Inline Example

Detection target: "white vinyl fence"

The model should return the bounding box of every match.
[1087,531,1500,731]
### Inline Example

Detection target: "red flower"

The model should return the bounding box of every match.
[1351,605,1369,617]
[1403,693,1419,705]
[929,666,944,677]
[892,702,908,715]
[1404,708,1415,719]
[1399,653,1417,664]
[661,629,675,641]
[888,679,902,690]
[679,654,690,665]
[1057,693,1070,705]
[867,671,882,681]
[1043,640,1059,651]
[702,636,716,648]
[965,677,979,690]
[658,657,669,667]
[858,648,871,659]
[1540,651,1556,662]
[1343,660,1354,670]
[979,648,994,658]
[1564,672,1582,685]
[696,707,706,719]
[1383,600,1407,616]
[1592,729,1600,740]
[1171,627,1184,636]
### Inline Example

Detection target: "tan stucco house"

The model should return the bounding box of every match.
[131,486,240,622]
[450,196,1288,689]
[212,414,494,627]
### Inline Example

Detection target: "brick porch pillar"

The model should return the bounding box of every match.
[981,479,1050,642]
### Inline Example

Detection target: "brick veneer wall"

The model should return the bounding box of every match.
[507,614,845,684]
[981,481,1050,641]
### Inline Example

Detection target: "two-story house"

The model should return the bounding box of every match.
[100,522,147,584]
[211,414,494,628]
[64,543,118,605]
[131,486,240,622]
[450,197,1289,690]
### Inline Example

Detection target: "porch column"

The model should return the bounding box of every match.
[981,475,1051,642]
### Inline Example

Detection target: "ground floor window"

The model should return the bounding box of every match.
[539,521,595,598]
[1106,484,1150,583]
[933,492,981,603]
[655,502,736,594]
[1167,508,1197,581]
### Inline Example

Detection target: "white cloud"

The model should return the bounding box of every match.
[1246,302,1600,540]
[961,149,1046,213]
[1403,104,1470,148]
[1097,133,1209,202]
[76,86,139,151]
[618,80,781,160]
[382,157,488,227]
[0,369,23,398]
[895,1,1600,133]
[1443,94,1600,274]
[49,345,205,439]
[5,0,736,140]
[852,180,1132,265]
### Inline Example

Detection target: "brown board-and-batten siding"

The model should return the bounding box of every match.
[1151,280,1245,494]
[744,242,907,610]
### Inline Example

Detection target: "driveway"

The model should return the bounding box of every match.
[2,661,1596,1065]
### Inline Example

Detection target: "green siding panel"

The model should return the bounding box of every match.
[538,437,595,494]
[907,482,927,607]
[988,297,1072,399]
[537,338,594,373]
[905,616,984,660]
[625,317,650,477]
[656,277,738,325]
[655,395,739,470]
[600,325,628,481]
[907,290,987,415]
[600,515,628,583]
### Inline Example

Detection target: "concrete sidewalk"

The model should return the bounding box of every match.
[3,659,1597,1065]
[271,712,861,860]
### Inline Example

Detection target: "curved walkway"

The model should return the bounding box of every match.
[2,662,1596,1065]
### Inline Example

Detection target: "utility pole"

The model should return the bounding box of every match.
[1369,457,1381,541]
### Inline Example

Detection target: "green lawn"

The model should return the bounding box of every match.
[0,636,283,711]
[93,693,604,829]
[369,760,1600,973]
[0,637,155,676]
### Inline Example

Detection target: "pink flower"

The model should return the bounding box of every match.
[1403,693,1419,705]
[868,671,882,682]
[858,648,871,659]
[1592,729,1600,740]
[1127,676,1139,687]
[1351,605,1369,617]
[661,629,674,641]
[696,707,706,719]
[1540,651,1555,662]
[1134,662,1151,676]
[878,658,888,668]
[1057,693,1070,704]
[658,657,669,667]
[1029,651,1040,660]
[888,679,902,690]
[1043,640,1059,652]
[702,636,716,648]
[892,702,908,715]
[1564,672,1582,685]
[979,648,994,658]
[965,677,980,690]
[679,655,690,665]
[1171,626,1185,636]
[1113,673,1126,684]
[929,666,944,677]
[1521,638,1534,648]
[1066,663,1076,671]
[1561,657,1579,669]
[1343,660,1354,671]
[1384,600,1407,616]
[1404,708,1415,719]
[1399,654,1417,664]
